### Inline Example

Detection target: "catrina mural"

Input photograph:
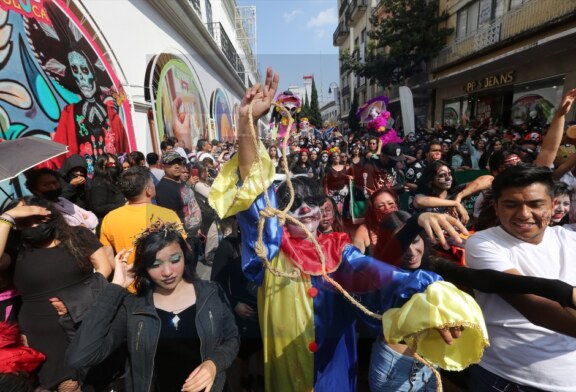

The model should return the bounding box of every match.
[149,53,209,151]
[210,88,233,141]
[0,0,134,177]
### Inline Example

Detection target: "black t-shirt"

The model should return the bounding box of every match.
[154,305,201,392]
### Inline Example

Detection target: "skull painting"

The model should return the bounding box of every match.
[68,51,96,99]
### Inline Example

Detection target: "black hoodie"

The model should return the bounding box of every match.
[59,154,89,209]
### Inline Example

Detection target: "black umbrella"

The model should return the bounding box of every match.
[0,137,68,182]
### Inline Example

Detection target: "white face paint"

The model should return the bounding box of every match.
[286,202,321,238]
[68,51,96,99]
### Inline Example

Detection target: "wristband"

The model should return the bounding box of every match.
[0,213,15,224]
[0,217,14,228]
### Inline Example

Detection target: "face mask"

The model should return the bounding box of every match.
[42,188,62,202]
[108,166,120,179]
[20,222,55,245]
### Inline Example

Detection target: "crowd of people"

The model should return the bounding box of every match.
[1,67,576,392]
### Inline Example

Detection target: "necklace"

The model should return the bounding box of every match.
[171,313,181,330]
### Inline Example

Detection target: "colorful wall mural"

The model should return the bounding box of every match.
[210,88,233,141]
[150,54,209,151]
[0,0,134,178]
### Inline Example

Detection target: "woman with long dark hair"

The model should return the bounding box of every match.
[414,160,469,224]
[0,198,111,392]
[87,153,126,220]
[66,221,239,392]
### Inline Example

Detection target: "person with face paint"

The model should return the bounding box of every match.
[413,161,493,225]
[26,168,98,232]
[0,198,111,392]
[323,148,350,215]
[352,188,399,255]
[87,153,126,221]
[318,197,343,234]
[209,68,489,392]
[550,181,572,226]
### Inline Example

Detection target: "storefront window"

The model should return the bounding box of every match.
[511,79,565,127]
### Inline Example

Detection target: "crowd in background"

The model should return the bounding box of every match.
[1,85,576,392]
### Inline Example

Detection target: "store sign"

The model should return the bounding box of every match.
[464,71,515,93]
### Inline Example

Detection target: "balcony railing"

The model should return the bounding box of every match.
[347,0,368,23]
[430,0,576,70]
[333,21,350,46]
[206,22,245,80]
[339,0,349,17]
[341,85,351,98]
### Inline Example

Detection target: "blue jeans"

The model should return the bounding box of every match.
[469,365,545,392]
[369,339,437,392]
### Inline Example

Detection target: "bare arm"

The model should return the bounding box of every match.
[413,194,459,209]
[455,175,494,202]
[500,268,576,338]
[90,247,112,278]
[535,88,576,167]
[238,68,279,181]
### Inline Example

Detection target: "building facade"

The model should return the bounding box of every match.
[0,0,259,205]
[429,0,576,127]
[334,0,386,123]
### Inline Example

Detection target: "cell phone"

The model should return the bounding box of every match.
[191,168,199,177]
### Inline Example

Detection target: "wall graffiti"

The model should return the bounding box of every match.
[0,0,133,178]
[150,54,209,151]
[210,88,233,141]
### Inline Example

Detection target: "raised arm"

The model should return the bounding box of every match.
[534,88,576,167]
[238,67,279,181]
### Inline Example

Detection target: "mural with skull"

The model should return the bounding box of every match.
[0,0,133,178]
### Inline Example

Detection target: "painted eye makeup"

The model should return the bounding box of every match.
[150,253,182,268]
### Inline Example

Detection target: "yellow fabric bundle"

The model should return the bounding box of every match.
[382,281,489,371]
[209,141,274,219]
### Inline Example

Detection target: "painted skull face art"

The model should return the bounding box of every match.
[68,51,96,98]
[287,202,321,238]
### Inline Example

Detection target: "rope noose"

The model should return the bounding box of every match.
[246,99,443,391]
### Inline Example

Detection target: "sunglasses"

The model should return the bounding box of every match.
[105,162,117,167]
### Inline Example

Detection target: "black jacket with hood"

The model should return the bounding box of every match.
[59,154,89,209]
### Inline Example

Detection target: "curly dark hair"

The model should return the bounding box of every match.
[4,197,95,272]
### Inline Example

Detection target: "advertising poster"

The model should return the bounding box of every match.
[152,56,208,150]
[210,88,233,141]
[443,101,460,126]
[511,84,564,127]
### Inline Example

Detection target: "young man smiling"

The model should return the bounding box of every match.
[466,164,576,391]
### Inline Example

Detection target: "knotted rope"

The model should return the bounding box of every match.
[246,100,443,391]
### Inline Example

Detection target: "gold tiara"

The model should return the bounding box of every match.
[133,218,184,246]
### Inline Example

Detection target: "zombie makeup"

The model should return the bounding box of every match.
[433,166,452,191]
[552,194,571,223]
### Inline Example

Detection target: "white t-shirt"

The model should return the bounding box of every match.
[466,226,576,391]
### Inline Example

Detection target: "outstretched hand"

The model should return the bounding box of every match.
[238,67,279,126]
[557,88,576,117]
[417,212,469,250]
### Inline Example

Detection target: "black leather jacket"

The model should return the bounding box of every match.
[66,280,239,392]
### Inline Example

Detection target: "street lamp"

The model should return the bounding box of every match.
[328,82,341,125]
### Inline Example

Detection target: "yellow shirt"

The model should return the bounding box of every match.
[100,203,186,266]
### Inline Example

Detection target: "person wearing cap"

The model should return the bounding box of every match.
[155,151,203,249]
[452,144,479,171]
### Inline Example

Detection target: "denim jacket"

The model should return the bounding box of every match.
[66,280,239,392]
